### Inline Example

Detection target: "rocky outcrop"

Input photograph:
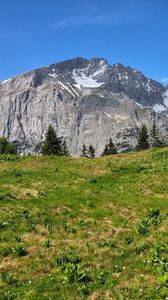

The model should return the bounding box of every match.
[0,57,167,155]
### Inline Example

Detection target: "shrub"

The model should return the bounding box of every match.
[44,239,52,248]
[86,200,94,208]
[136,208,162,235]
[98,240,116,249]
[12,245,27,256]
[1,272,16,285]
[135,242,146,254]
[158,273,168,287]
[63,263,89,283]
[55,252,81,266]
[14,235,22,242]
[44,221,53,234]
[124,235,133,245]
[0,192,14,202]
[136,220,149,236]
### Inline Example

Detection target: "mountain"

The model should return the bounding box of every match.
[0,57,168,155]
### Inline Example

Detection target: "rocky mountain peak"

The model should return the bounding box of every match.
[0,57,168,155]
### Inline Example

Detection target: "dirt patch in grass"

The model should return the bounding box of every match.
[53,205,72,214]
[35,224,49,235]
[88,290,113,300]
[116,273,158,291]
[27,245,42,257]
[103,203,138,223]
[1,257,21,271]
[154,193,168,199]
[22,232,45,243]
[90,166,109,176]
[3,184,39,199]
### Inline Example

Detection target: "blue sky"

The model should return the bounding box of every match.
[0,0,168,84]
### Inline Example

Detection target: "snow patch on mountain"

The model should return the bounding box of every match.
[1,78,11,84]
[104,112,111,118]
[48,73,58,79]
[72,72,104,88]
[136,102,145,109]
[58,81,76,97]
[67,83,80,97]
[100,60,106,66]
[153,103,166,113]
[163,90,168,107]
[146,79,153,93]
[72,64,107,88]
[153,90,168,113]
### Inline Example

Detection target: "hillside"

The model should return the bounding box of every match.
[0,149,168,299]
[0,57,168,155]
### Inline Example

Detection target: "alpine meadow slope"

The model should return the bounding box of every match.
[0,148,168,299]
[0,57,168,156]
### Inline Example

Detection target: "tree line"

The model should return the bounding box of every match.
[77,122,166,157]
[0,122,167,156]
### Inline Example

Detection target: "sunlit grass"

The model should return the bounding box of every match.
[0,148,168,299]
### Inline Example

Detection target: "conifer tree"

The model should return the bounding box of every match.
[136,124,150,151]
[62,140,70,156]
[102,144,109,156]
[102,138,117,156]
[88,145,95,158]
[150,121,165,148]
[0,137,17,154]
[41,125,62,155]
[81,144,88,158]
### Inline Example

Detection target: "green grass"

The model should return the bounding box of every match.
[0,148,168,299]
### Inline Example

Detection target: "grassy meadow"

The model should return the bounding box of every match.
[0,148,168,299]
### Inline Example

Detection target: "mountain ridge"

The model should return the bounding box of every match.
[0,57,168,155]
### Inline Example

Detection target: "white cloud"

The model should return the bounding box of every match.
[47,0,151,31]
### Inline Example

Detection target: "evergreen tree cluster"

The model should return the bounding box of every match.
[136,122,166,151]
[82,144,95,158]
[81,138,117,158]
[81,122,167,158]
[0,121,166,157]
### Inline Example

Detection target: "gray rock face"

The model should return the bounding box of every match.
[0,57,168,155]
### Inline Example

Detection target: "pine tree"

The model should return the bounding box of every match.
[102,138,117,156]
[0,137,8,154]
[88,145,95,158]
[150,121,165,148]
[62,140,70,156]
[41,125,62,155]
[102,144,109,156]
[81,144,88,158]
[136,124,150,151]
[0,137,17,154]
